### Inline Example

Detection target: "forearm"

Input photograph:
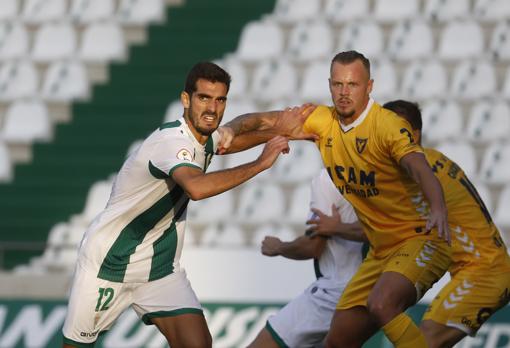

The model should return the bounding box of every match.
[223,130,280,154]
[407,157,446,212]
[332,222,367,242]
[223,111,279,136]
[276,236,324,260]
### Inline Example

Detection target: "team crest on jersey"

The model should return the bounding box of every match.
[177,148,192,162]
[326,137,333,147]
[356,137,368,154]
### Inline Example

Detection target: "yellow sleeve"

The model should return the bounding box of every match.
[378,111,423,163]
[303,105,335,138]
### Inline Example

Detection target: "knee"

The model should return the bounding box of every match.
[367,292,411,324]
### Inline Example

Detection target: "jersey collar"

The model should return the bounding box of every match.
[339,98,375,132]
[180,117,206,149]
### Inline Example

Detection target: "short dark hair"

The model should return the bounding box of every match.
[383,100,423,131]
[331,50,371,77]
[184,62,231,95]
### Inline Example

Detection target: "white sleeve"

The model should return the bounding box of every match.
[149,137,202,178]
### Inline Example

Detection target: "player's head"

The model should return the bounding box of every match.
[383,100,423,145]
[329,50,373,120]
[181,62,231,137]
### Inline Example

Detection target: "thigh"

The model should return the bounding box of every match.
[423,268,510,337]
[62,263,129,346]
[325,307,378,348]
[152,313,211,348]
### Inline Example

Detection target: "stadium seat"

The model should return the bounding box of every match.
[125,139,143,158]
[479,142,510,184]
[117,0,165,25]
[489,20,510,61]
[495,184,510,229]
[501,67,510,99]
[273,0,321,24]
[0,60,39,101]
[236,183,285,225]
[80,22,126,62]
[0,0,19,20]
[387,20,433,61]
[474,0,510,22]
[286,21,333,63]
[220,99,259,124]
[41,60,89,101]
[163,100,182,123]
[324,0,369,24]
[47,222,69,248]
[250,59,298,102]
[421,100,463,144]
[436,141,477,179]
[0,22,29,61]
[67,222,86,248]
[221,58,247,100]
[236,19,284,63]
[201,223,245,247]
[22,0,67,24]
[299,60,330,102]
[371,60,397,101]
[250,223,297,247]
[32,22,77,62]
[0,142,12,182]
[69,0,115,24]
[187,190,234,227]
[400,60,447,100]
[424,0,471,22]
[337,21,384,59]
[272,140,323,185]
[439,21,484,60]
[466,101,510,143]
[373,0,419,23]
[82,178,113,223]
[450,61,496,100]
[2,99,52,143]
[285,183,311,226]
[223,144,271,182]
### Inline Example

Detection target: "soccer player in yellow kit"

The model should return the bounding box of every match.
[383,99,510,348]
[223,50,451,348]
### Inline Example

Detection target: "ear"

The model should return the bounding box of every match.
[181,91,190,109]
[367,79,374,95]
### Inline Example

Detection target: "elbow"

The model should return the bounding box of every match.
[185,188,207,201]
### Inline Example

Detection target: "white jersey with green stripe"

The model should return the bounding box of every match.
[78,118,220,283]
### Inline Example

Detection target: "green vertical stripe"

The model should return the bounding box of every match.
[204,135,215,171]
[98,185,186,282]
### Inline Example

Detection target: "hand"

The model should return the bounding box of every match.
[306,204,342,238]
[256,135,289,170]
[261,236,283,256]
[426,208,451,245]
[274,104,319,141]
[216,126,235,155]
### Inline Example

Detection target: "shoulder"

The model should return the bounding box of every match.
[305,105,336,134]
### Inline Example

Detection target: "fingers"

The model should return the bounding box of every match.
[216,126,234,155]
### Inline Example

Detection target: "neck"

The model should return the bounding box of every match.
[337,98,370,126]
[184,117,208,145]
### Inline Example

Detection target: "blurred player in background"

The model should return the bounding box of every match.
[383,100,510,348]
[224,50,451,348]
[61,61,314,348]
[247,169,364,348]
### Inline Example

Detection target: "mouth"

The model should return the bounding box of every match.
[337,99,351,108]
[202,114,217,123]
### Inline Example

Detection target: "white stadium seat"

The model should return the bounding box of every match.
[324,0,369,24]
[0,61,39,101]
[0,142,12,182]
[32,22,77,63]
[22,0,67,24]
[400,60,447,100]
[201,223,245,247]
[466,101,510,143]
[273,0,321,25]
[0,0,19,21]
[502,67,510,99]
[479,142,510,184]
[220,99,258,124]
[69,0,115,24]
[387,20,433,61]
[236,19,283,63]
[41,60,89,101]
[338,21,384,59]
[371,60,397,101]
[450,61,496,100]
[374,0,419,23]
[439,21,484,60]
[117,0,165,25]
[424,0,471,22]
[299,60,330,102]
[163,100,182,123]
[285,183,311,226]
[421,100,463,144]
[236,183,285,225]
[187,190,234,227]
[2,99,52,143]
[82,179,113,223]
[474,0,510,22]
[250,223,297,248]
[287,21,333,63]
[495,184,510,229]
[250,59,298,102]
[436,142,478,179]
[272,140,323,184]
[0,22,29,61]
[489,20,510,61]
[80,22,126,62]
[223,144,271,182]
[221,58,247,100]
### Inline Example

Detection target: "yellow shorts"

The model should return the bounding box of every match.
[422,267,510,336]
[337,238,451,310]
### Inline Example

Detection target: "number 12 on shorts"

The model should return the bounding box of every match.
[95,287,114,312]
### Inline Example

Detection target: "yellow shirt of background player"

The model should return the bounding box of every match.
[304,101,436,258]
[424,148,510,274]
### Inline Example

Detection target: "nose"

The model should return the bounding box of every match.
[340,85,350,95]
[207,100,218,113]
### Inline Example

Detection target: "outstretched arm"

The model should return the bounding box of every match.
[171,136,289,200]
[400,152,450,244]
[261,235,327,260]
[306,204,367,242]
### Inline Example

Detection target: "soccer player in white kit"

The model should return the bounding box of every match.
[247,169,365,348]
[61,62,307,348]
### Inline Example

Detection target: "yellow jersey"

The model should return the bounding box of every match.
[304,101,438,257]
[424,148,510,274]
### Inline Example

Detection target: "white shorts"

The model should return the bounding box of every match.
[62,262,202,346]
[267,283,343,348]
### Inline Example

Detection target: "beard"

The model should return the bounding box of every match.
[336,108,355,119]
[188,107,219,136]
